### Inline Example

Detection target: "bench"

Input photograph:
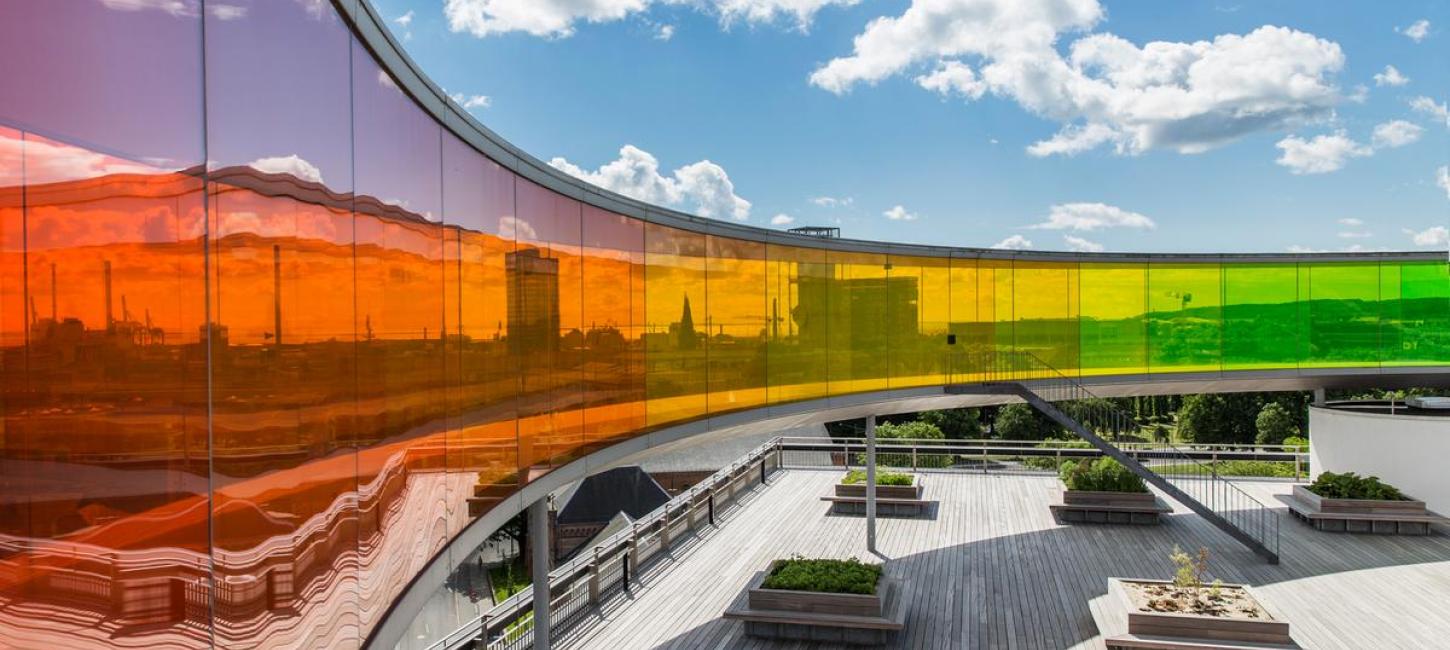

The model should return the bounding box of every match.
[1052,491,1172,525]
[1285,497,1446,535]
[724,576,910,646]
[819,495,930,517]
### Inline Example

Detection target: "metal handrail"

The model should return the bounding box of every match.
[427,438,783,650]
[946,350,1282,563]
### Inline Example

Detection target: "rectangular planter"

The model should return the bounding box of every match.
[748,562,888,618]
[1293,485,1426,516]
[835,475,922,500]
[1109,578,1293,647]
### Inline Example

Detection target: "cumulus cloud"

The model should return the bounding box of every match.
[1029,202,1154,231]
[1371,120,1423,148]
[247,155,325,184]
[883,205,918,221]
[810,1,1346,157]
[499,215,538,240]
[915,61,987,100]
[1337,230,1371,239]
[1399,19,1431,43]
[991,234,1033,250]
[394,9,414,26]
[1338,218,1363,227]
[444,0,853,38]
[811,195,853,207]
[1373,65,1409,87]
[550,145,751,220]
[771,213,796,225]
[1274,131,1371,174]
[1438,166,1450,199]
[1063,235,1103,252]
[655,23,675,40]
[449,92,493,110]
[1405,226,1448,247]
[1410,96,1450,127]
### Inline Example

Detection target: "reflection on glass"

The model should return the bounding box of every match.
[1,1,1445,647]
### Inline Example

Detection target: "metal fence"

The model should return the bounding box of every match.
[429,441,782,650]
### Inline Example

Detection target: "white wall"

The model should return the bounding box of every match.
[1309,406,1450,513]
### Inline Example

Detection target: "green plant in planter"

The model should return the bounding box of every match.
[841,470,914,486]
[1307,471,1409,500]
[1059,457,1148,493]
[761,556,883,595]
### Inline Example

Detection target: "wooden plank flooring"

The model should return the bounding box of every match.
[554,469,1450,650]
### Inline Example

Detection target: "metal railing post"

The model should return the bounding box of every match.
[587,549,600,604]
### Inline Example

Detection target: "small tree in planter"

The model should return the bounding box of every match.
[1107,546,1293,647]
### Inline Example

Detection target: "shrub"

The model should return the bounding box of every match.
[761,556,882,595]
[1255,402,1299,446]
[1152,460,1298,479]
[918,408,983,440]
[1281,436,1309,452]
[994,403,1063,440]
[841,470,913,486]
[1307,472,1409,501]
[1059,457,1148,493]
[1020,440,1094,471]
[857,420,952,468]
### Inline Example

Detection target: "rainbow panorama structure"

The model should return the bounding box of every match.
[1,1,1448,649]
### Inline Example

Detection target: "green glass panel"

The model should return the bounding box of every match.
[1223,264,1301,370]
[1079,263,1147,376]
[1383,261,1450,366]
[1148,264,1222,373]
[1306,263,1379,368]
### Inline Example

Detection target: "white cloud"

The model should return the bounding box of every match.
[714,0,860,29]
[1063,235,1103,252]
[1373,65,1409,87]
[1438,166,1450,199]
[550,144,752,220]
[394,9,415,27]
[449,92,493,110]
[771,213,796,225]
[1410,96,1450,127]
[1399,19,1431,43]
[1337,230,1371,239]
[99,0,193,16]
[810,1,1346,157]
[1029,202,1155,231]
[811,195,853,207]
[1337,218,1363,227]
[444,0,852,38]
[655,23,675,40]
[1371,120,1423,148]
[915,60,987,100]
[1274,131,1371,174]
[247,155,324,184]
[1405,226,1448,247]
[883,205,918,221]
[991,234,1033,250]
[499,215,538,240]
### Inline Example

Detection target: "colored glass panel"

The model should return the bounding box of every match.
[826,251,891,395]
[1148,264,1223,373]
[1079,263,1148,376]
[706,235,768,413]
[1383,262,1450,365]
[644,223,707,427]
[888,255,950,388]
[765,244,830,404]
[1223,264,1301,371]
[1305,263,1381,368]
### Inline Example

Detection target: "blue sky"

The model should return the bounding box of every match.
[373,0,1448,254]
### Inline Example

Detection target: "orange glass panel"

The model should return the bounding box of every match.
[644,223,707,427]
[582,206,645,445]
[706,235,767,413]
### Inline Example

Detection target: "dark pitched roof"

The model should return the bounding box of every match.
[556,466,671,526]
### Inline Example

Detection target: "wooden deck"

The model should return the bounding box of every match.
[553,468,1450,650]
